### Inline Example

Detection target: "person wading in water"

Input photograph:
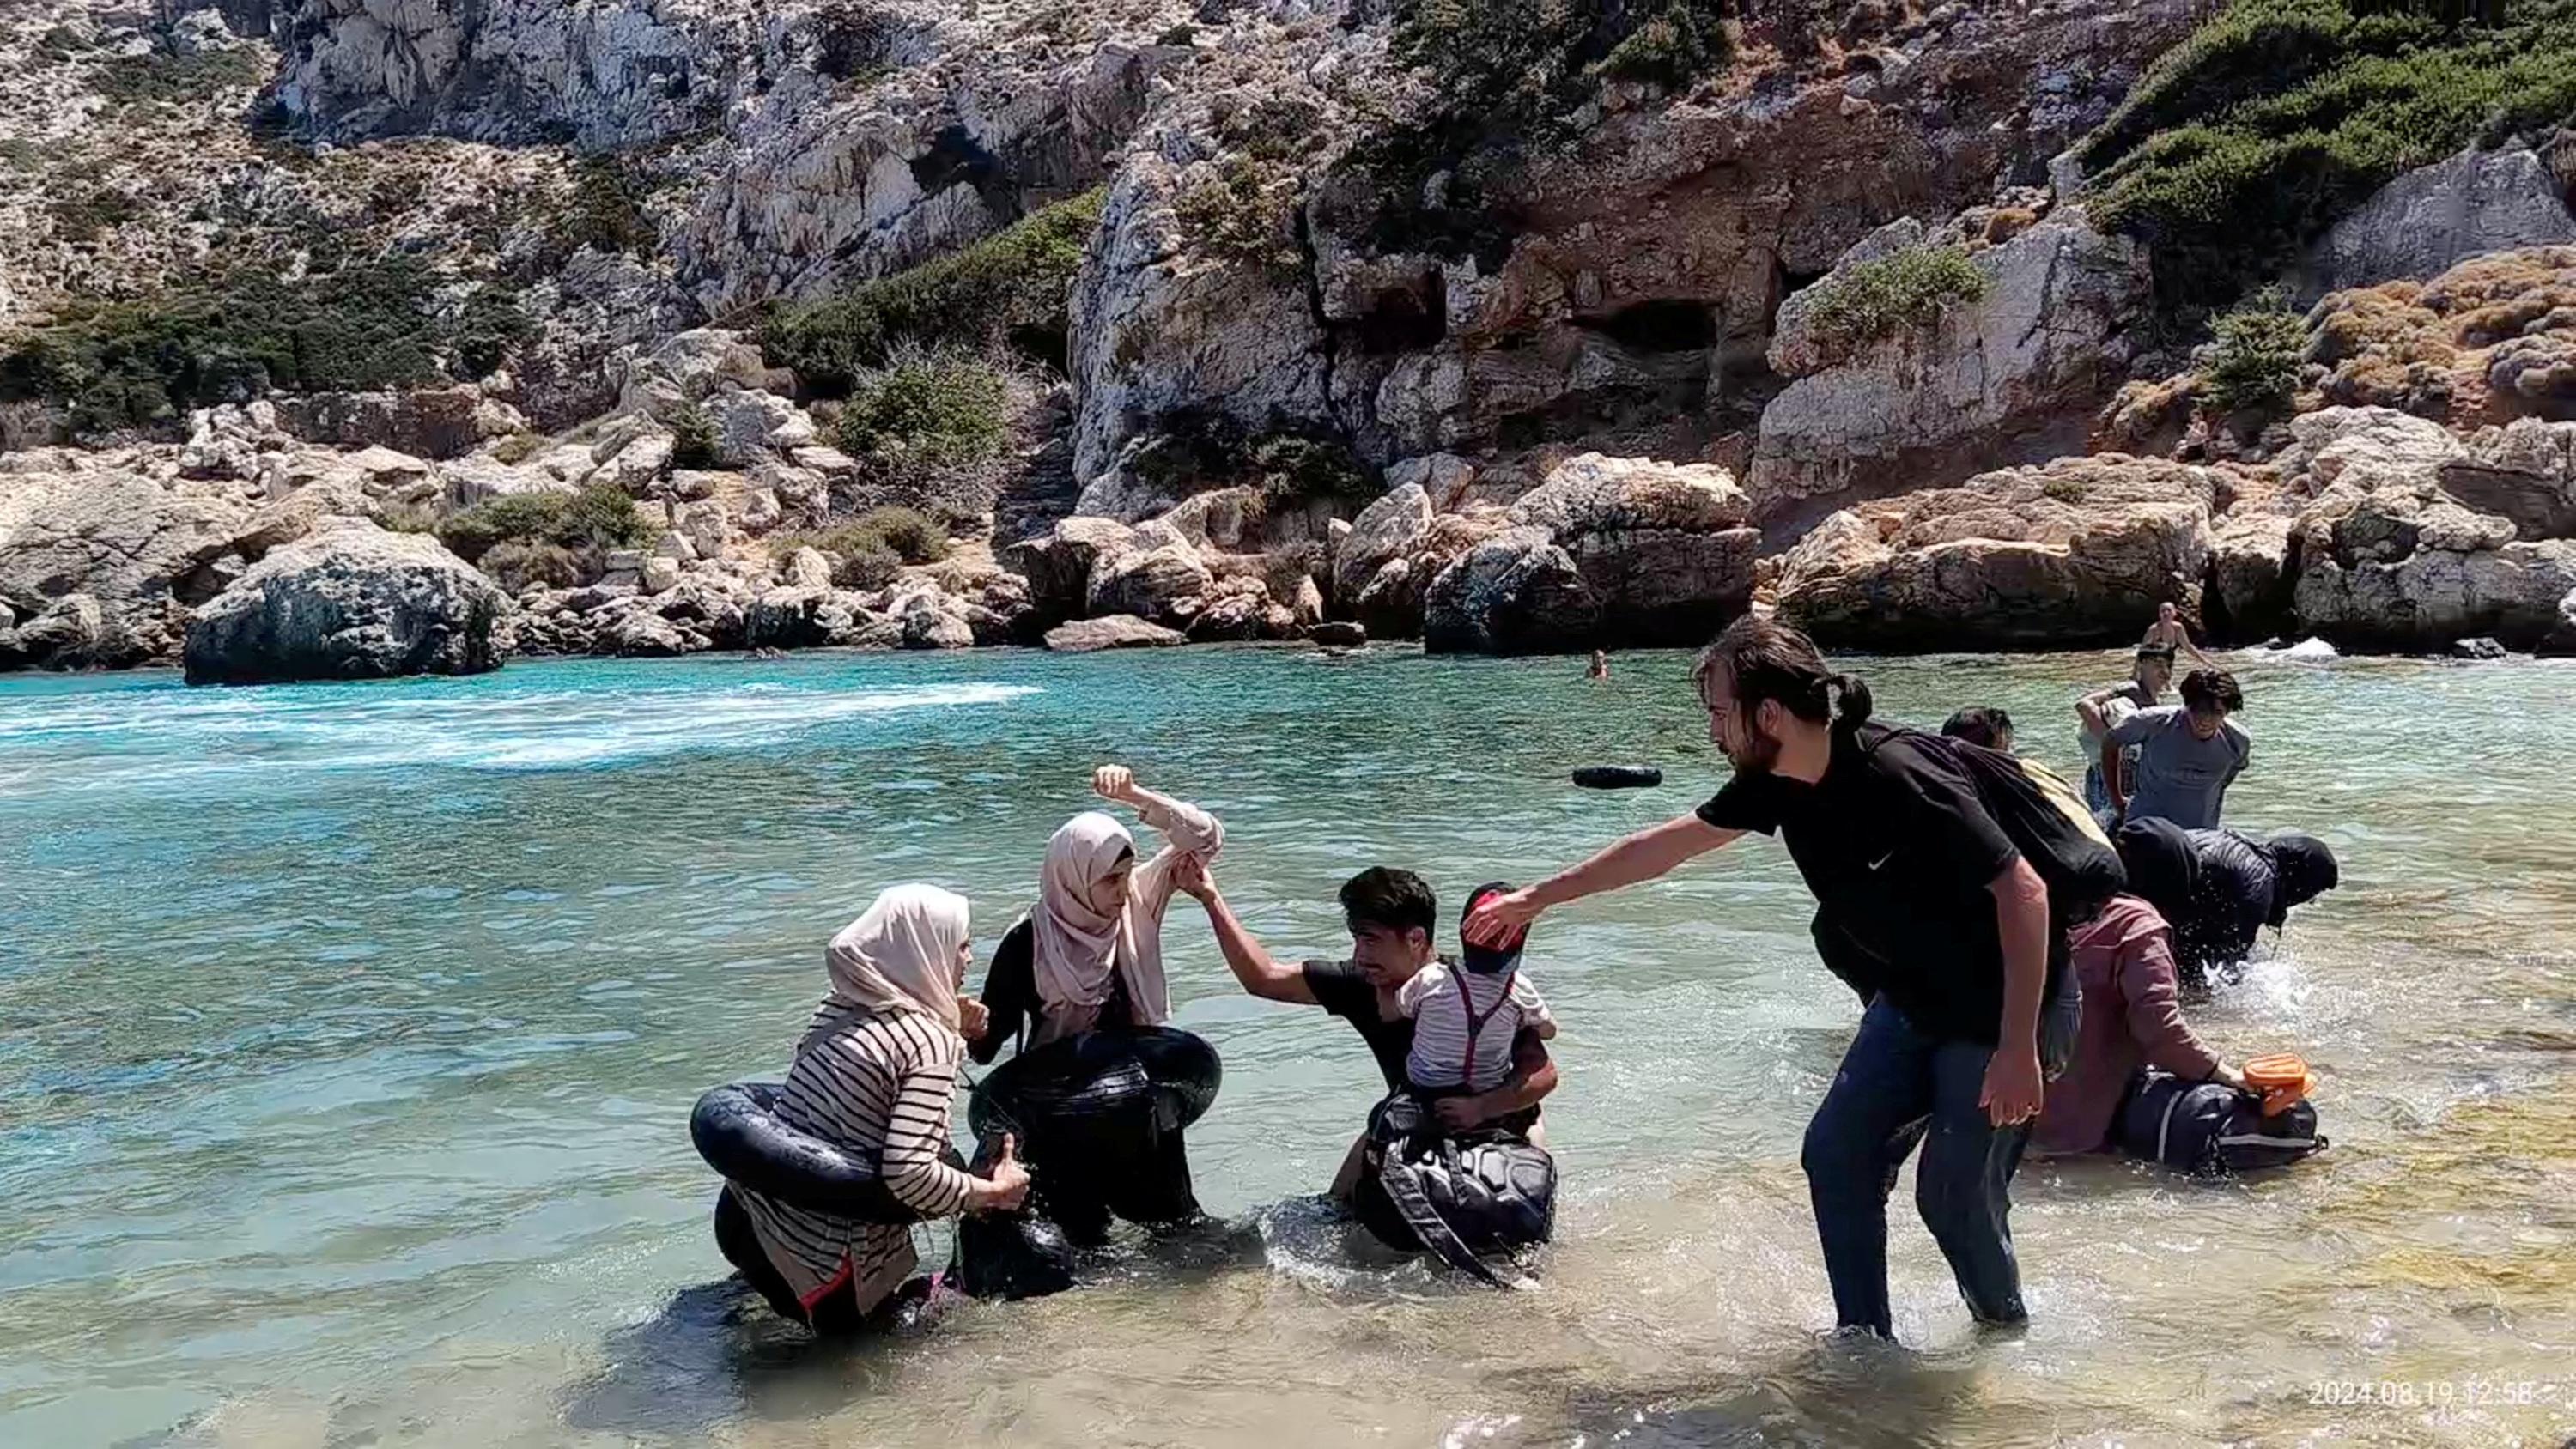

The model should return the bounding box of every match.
[1467,615,2117,1340]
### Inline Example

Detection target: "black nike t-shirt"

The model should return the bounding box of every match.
[1698,724,2122,1046]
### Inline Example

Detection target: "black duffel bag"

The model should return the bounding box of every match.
[1354,1092,1556,1287]
[2117,1070,2328,1176]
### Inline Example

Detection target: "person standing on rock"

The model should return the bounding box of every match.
[1466,615,2118,1340]
[2142,602,2216,669]
[2101,669,2250,831]
[2076,646,2173,814]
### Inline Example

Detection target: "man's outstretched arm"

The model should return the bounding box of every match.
[1467,813,1739,943]
[1174,858,1316,1004]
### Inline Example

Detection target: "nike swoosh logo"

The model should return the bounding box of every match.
[1868,852,1895,871]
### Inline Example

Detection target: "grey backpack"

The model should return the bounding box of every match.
[2119,1070,2327,1176]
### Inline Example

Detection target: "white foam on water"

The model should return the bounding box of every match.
[0,681,1043,786]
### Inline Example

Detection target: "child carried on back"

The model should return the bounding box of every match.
[1396,882,1555,1138]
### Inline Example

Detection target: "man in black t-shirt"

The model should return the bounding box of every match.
[1168,858,1557,1200]
[1468,615,2112,1340]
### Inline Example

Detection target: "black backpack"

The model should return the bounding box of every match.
[2118,1070,2329,1176]
[1870,727,2129,921]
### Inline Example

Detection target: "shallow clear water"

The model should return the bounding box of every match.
[2,646,2571,1448]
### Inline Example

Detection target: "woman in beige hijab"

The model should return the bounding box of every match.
[966,765,1224,1239]
[717,884,1031,1333]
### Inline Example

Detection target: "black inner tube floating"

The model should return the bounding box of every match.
[968,1027,1222,1143]
[1572,765,1662,790]
[691,1081,920,1223]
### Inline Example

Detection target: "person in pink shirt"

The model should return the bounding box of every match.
[2032,890,2245,1157]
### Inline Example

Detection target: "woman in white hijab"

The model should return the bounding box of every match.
[965,765,1224,1238]
[716,884,1031,1333]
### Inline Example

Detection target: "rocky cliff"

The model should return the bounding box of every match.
[6,0,2576,679]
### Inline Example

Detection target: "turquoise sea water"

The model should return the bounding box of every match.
[2,646,2571,1447]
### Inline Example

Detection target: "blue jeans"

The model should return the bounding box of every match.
[1801,985,2078,1337]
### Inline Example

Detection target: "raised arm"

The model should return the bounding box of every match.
[1093,765,1223,922]
[1171,855,1316,1004]
[1466,812,1739,943]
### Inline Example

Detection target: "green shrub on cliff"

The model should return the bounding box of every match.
[554,155,657,258]
[776,506,952,568]
[1801,244,1990,360]
[2202,287,2312,414]
[1393,0,1732,124]
[2081,0,2576,314]
[1174,158,1305,274]
[436,482,656,565]
[833,355,1010,467]
[0,256,532,438]
[761,190,1103,391]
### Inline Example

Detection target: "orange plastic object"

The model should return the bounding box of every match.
[2244,1053,2316,1115]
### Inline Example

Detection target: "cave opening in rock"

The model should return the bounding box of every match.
[1577,299,1716,353]
[1353,272,1448,355]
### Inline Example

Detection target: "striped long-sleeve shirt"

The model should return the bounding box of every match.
[735,1006,981,1315]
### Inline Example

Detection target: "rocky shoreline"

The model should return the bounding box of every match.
[4,3,2575,682]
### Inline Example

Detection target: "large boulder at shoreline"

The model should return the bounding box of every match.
[1775,455,2221,650]
[1510,453,1760,645]
[1424,528,1599,655]
[1334,483,1436,605]
[183,523,512,685]
[1045,615,1186,653]
[0,468,256,667]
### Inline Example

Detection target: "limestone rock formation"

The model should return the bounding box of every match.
[1423,528,1599,656]
[183,521,511,684]
[1751,215,2151,530]
[2275,408,2576,652]
[0,466,257,667]
[2299,146,2576,300]
[1775,455,2223,650]
[1074,0,2202,493]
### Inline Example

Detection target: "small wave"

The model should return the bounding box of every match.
[0,681,1043,787]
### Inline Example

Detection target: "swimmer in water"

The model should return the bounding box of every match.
[1587,650,1610,682]
[2142,602,2215,668]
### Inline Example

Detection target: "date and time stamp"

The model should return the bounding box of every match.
[2305,1377,2567,1425]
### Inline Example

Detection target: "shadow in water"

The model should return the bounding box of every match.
[560,1212,1281,1440]
[557,1276,914,1439]
[1540,1333,1996,1448]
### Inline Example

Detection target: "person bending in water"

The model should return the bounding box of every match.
[1941,707,2014,752]
[2113,818,2340,987]
[1467,615,2118,1340]
[2102,668,2249,830]
[1173,860,1558,1201]
[2076,646,2173,814]
[2142,602,2215,668]
[718,885,1031,1333]
[969,765,1223,1236]
[2032,882,2245,1157]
